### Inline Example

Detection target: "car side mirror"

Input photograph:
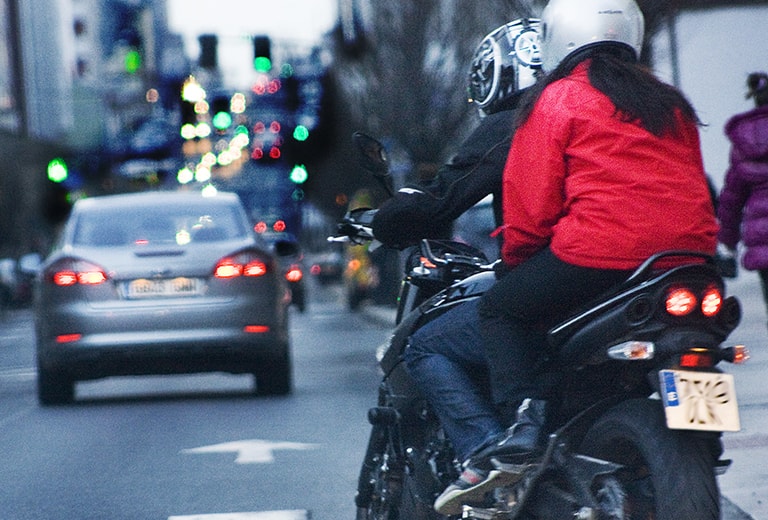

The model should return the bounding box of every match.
[18,253,42,275]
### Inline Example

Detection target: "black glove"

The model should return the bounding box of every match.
[715,244,738,279]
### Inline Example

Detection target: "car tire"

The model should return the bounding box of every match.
[37,367,75,406]
[254,348,292,396]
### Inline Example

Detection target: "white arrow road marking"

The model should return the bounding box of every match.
[181,439,319,464]
[168,511,309,520]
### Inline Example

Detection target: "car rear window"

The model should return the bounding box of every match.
[72,203,249,247]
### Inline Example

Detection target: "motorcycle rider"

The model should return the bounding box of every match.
[434,0,719,514]
[370,19,542,469]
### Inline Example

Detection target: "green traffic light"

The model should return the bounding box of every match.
[212,111,233,130]
[293,125,309,142]
[125,49,142,74]
[47,158,68,183]
[254,56,272,72]
[289,164,308,184]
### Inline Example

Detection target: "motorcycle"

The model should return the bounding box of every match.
[333,133,748,520]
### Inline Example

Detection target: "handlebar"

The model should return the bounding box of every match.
[328,207,496,273]
[327,208,377,245]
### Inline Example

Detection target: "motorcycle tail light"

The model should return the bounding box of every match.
[347,259,361,272]
[665,287,697,316]
[701,286,723,317]
[679,350,714,368]
[214,251,268,279]
[607,341,655,360]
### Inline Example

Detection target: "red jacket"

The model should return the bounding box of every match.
[500,63,717,269]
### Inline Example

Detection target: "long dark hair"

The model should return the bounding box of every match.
[514,45,702,137]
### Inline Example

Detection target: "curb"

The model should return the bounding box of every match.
[723,496,755,520]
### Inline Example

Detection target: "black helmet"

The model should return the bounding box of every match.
[468,18,542,116]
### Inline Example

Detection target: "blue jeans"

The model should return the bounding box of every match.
[403,298,505,461]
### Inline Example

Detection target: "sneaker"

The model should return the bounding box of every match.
[433,461,523,516]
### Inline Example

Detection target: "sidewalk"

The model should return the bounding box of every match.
[359,270,766,519]
[717,269,768,520]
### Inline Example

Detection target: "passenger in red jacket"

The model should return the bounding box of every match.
[434,0,718,514]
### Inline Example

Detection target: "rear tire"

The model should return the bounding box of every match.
[579,398,720,520]
[37,367,75,406]
[254,348,292,396]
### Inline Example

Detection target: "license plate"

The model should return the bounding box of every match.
[659,369,740,432]
[125,277,201,299]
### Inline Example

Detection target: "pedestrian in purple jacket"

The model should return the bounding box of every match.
[718,71,768,318]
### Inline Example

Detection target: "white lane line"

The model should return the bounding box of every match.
[0,367,36,381]
[169,511,310,520]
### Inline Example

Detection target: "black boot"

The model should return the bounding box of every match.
[477,398,547,462]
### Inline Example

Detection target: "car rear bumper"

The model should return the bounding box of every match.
[37,329,289,379]
[35,297,289,380]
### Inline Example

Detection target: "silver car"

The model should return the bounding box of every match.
[33,190,292,405]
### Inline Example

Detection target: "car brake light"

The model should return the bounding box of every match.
[50,260,108,286]
[244,260,268,277]
[666,287,697,316]
[214,252,268,279]
[244,325,270,333]
[285,264,303,282]
[701,286,723,317]
[56,333,82,344]
[53,271,78,286]
[78,270,108,285]
[214,261,242,278]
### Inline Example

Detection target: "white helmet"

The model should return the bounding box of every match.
[468,18,542,116]
[540,0,644,72]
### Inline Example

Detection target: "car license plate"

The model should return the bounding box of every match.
[125,277,201,299]
[659,369,740,432]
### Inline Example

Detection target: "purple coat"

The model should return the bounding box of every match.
[718,105,768,270]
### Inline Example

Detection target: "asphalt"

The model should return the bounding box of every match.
[358,270,767,520]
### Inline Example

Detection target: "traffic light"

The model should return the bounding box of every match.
[289,164,308,184]
[211,95,232,131]
[198,34,218,69]
[293,125,310,142]
[253,35,271,72]
[124,48,142,74]
[47,158,68,183]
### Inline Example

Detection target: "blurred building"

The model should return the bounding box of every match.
[0,0,188,257]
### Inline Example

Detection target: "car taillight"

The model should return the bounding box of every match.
[49,259,108,286]
[56,333,83,344]
[214,252,268,279]
[285,264,303,282]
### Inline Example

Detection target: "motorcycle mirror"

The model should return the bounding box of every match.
[352,132,394,197]
[353,132,389,177]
